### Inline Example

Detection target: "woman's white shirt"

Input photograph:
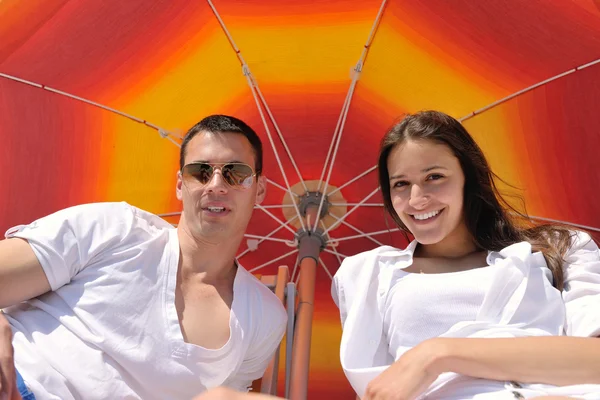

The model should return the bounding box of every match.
[383,265,496,358]
[332,231,600,399]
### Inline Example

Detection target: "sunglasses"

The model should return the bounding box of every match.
[181,162,257,189]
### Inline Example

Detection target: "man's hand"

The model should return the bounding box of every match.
[193,387,281,400]
[0,312,20,400]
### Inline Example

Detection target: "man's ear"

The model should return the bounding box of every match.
[176,171,183,201]
[255,175,267,204]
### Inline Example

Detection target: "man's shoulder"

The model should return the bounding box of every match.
[5,202,139,237]
[237,266,287,322]
[53,201,133,216]
[68,201,173,230]
[44,201,173,244]
[30,201,140,225]
[238,266,283,301]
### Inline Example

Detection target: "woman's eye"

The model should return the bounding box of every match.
[393,180,409,188]
[427,174,444,181]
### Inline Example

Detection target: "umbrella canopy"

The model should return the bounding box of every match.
[2,1,600,397]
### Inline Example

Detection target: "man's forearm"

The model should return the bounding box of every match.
[429,336,600,386]
[192,387,283,400]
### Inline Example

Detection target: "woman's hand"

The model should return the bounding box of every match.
[363,339,444,400]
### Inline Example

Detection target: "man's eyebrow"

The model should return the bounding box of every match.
[188,160,245,164]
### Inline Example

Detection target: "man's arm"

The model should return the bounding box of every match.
[193,387,282,400]
[0,312,20,400]
[0,238,51,308]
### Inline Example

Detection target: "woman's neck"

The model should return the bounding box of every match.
[415,227,478,259]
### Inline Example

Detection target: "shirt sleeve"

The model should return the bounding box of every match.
[4,202,139,291]
[561,231,600,337]
[230,294,287,392]
[332,271,348,327]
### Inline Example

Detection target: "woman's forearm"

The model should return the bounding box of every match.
[428,336,600,386]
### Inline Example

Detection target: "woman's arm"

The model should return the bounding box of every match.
[434,233,600,386]
[429,336,600,386]
[363,336,600,400]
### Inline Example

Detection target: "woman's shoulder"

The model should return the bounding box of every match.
[568,230,594,246]
[504,228,595,256]
[531,228,596,257]
[563,230,598,261]
[334,244,412,280]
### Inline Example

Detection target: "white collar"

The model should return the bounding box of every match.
[376,239,534,270]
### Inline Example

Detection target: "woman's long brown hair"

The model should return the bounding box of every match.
[378,111,575,290]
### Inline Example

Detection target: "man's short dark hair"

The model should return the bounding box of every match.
[179,115,263,176]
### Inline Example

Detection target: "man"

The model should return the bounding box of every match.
[0,115,287,400]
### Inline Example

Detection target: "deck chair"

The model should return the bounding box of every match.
[253,263,316,400]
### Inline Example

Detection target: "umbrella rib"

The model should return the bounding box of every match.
[459,57,600,123]
[330,203,384,207]
[524,215,600,233]
[157,212,182,217]
[0,72,183,143]
[313,79,358,231]
[316,88,352,194]
[323,187,380,235]
[318,257,333,280]
[319,219,342,257]
[255,204,298,235]
[246,79,307,230]
[291,254,302,283]
[320,220,344,265]
[327,165,377,197]
[327,247,343,267]
[159,205,295,216]
[334,228,400,242]
[253,204,296,209]
[313,0,388,232]
[249,249,299,273]
[267,178,299,197]
[237,216,298,260]
[244,234,295,245]
[327,212,384,247]
[207,0,308,231]
[323,248,349,258]
[205,0,243,62]
[253,84,309,193]
[325,252,344,272]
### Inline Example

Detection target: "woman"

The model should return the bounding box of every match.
[332,111,600,400]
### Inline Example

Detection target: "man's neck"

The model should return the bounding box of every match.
[176,226,242,283]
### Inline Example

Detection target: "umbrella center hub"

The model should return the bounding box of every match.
[295,227,328,262]
[298,191,329,220]
[282,180,348,233]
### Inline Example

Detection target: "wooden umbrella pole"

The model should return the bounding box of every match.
[289,206,321,400]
